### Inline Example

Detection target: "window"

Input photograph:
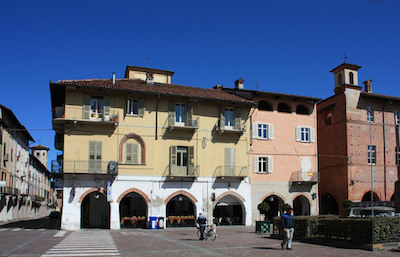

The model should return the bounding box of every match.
[326,113,333,125]
[253,156,273,173]
[175,104,186,126]
[367,107,374,122]
[90,97,103,120]
[368,145,376,165]
[224,108,234,129]
[396,147,400,165]
[89,141,102,172]
[296,127,315,143]
[258,101,272,111]
[296,105,309,115]
[125,142,139,164]
[395,111,399,125]
[252,123,274,140]
[337,74,343,86]
[278,103,291,113]
[170,146,194,176]
[127,99,138,115]
[349,72,354,85]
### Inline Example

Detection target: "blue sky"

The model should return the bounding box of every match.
[0,0,399,167]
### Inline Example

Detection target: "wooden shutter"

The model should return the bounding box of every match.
[252,123,258,139]
[219,106,225,129]
[82,94,91,120]
[296,127,301,142]
[253,156,259,173]
[104,95,111,118]
[89,141,102,172]
[267,156,273,173]
[126,143,133,164]
[168,102,175,126]
[268,124,274,140]
[186,102,193,127]
[234,107,241,130]
[310,128,315,142]
[169,145,177,174]
[224,148,235,176]
[188,146,194,175]
[138,98,146,116]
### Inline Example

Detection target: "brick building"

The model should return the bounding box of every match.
[318,63,400,216]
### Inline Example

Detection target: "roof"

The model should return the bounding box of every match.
[124,66,175,78]
[50,79,255,105]
[31,144,50,151]
[0,104,34,142]
[361,91,400,103]
[330,63,362,73]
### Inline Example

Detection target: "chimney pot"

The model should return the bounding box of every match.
[112,72,116,85]
[146,72,154,85]
[235,78,244,90]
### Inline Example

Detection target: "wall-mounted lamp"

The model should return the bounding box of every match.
[202,136,207,149]
[312,193,317,200]
[350,180,355,186]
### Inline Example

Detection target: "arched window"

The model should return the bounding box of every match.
[258,101,272,111]
[277,103,291,113]
[119,133,146,164]
[296,105,309,115]
[326,113,333,125]
[349,72,354,85]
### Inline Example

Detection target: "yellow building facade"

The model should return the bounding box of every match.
[51,66,254,230]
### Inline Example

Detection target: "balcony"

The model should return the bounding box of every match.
[215,120,244,135]
[167,118,199,132]
[166,165,199,181]
[54,160,118,175]
[214,166,248,181]
[52,106,119,131]
[290,171,319,185]
[1,186,19,195]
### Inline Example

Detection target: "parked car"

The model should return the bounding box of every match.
[347,206,395,217]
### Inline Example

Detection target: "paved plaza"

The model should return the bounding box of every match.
[1,218,400,257]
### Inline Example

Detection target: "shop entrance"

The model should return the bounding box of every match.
[81,191,110,229]
[166,194,196,227]
[119,192,148,228]
[213,195,244,225]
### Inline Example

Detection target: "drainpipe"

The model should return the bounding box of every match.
[155,94,160,140]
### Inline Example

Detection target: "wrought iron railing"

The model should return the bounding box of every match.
[290,170,319,183]
[52,160,111,174]
[214,166,248,178]
[168,165,199,177]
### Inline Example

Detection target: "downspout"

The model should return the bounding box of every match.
[155,94,160,140]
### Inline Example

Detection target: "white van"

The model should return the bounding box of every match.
[347,206,395,217]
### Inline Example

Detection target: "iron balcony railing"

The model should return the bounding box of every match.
[290,170,319,184]
[54,160,112,175]
[53,106,119,123]
[214,166,248,178]
[1,186,19,195]
[167,118,199,131]
[168,165,200,177]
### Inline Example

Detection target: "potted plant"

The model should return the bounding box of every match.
[256,202,271,233]
[257,202,270,220]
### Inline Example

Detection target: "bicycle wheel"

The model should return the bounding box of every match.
[197,229,201,239]
[208,230,217,241]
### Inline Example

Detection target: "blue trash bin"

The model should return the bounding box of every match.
[150,217,158,229]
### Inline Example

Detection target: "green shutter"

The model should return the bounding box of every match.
[234,107,241,130]
[168,102,175,126]
[138,98,145,116]
[186,102,193,127]
[83,94,91,120]
[126,143,133,164]
[220,107,225,129]
[104,95,111,118]
[169,145,177,174]
[188,146,194,175]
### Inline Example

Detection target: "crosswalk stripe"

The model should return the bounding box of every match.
[41,231,121,257]
[54,231,66,237]
[11,228,22,231]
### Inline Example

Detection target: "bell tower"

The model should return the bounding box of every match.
[330,63,362,94]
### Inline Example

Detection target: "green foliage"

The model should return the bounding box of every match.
[343,199,353,209]
[257,202,270,214]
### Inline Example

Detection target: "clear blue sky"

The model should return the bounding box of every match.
[1,0,399,168]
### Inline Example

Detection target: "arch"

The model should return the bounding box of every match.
[362,191,379,202]
[292,194,311,216]
[117,188,150,204]
[119,133,146,164]
[325,113,333,125]
[166,193,196,227]
[261,192,286,203]
[214,191,245,204]
[213,192,246,225]
[164,190,198,204]
[296,105,309,115]
[277,103,291,113]
[258,101,273,111]
[78,188,106,203]
[260,194,285,220]
[119,190,148,228]
[291,193,313,207]
[349,72,354,85]
[320,194,339,215]
[81,190,110,229]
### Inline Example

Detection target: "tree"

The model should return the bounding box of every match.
[257,202,270,220]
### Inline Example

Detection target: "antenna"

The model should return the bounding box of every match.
[344,54,347,63]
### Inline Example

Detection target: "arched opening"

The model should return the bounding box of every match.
[119,133,146,164]
[258,101,273,111]
[296,105,309,115]
[362,191,379,202]
[277,103,291,113]
[81,191,110,229]
[326,113,333,125]
[262,195,284,220]
[166,194,196,227]
[349,72,354,85]
[320,194,339,215]
[213,195,245,225]
[293,195,310,216]
[119,192,148,228]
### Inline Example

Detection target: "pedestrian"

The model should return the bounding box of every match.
[281,207,294,250]
[197,213,207,240]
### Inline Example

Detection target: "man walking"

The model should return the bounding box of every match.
[281,207,294,250]
[197,213,207,240]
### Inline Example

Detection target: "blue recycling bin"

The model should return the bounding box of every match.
[150,217,158,229]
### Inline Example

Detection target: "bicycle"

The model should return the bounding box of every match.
[197,225,217,241]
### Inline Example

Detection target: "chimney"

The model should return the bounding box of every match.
[146,72,154,85]
[363,79,372,93]
[112,72,116,85]
[235,78,244,90]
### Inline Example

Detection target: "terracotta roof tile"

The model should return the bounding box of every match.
[52,79,254,105]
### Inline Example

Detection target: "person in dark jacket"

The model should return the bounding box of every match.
[197,213,207,240]
[281,208,294,250]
